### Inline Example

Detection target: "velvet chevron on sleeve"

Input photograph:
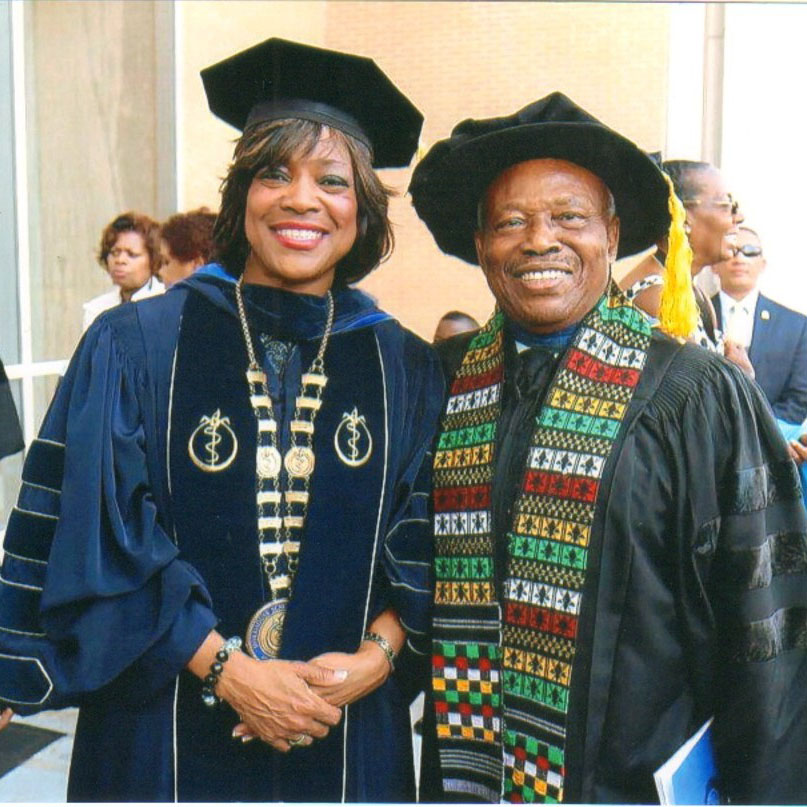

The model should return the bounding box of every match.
[583,340,807,804]
[0,312,216,715]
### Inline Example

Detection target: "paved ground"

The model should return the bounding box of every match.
[0,709,76,802]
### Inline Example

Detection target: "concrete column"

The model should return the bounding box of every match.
[701,3,725,166]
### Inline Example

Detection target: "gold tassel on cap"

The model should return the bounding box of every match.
[415,136,429,165]
[658,172,698,341]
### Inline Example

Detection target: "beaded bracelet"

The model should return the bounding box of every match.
[362,630,397,672]
[201,636,243,708]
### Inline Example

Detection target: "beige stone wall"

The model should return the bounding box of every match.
[179,1,671,340]
[26,1,162,358]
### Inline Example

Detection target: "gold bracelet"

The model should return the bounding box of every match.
[362,630,396,671]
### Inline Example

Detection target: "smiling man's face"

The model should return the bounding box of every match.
[474,158,619,334]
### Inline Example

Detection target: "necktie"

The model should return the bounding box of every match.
[726,303,749,346]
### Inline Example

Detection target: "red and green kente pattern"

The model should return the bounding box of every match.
[432,283,651,802]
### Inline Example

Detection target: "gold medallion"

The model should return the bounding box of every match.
[256,445,282,479]
[284,446,315,478]
[246,599,287,660]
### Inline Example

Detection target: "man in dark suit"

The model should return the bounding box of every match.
[713,226,807,425]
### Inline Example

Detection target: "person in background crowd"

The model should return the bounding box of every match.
[82,211,164,331]
[712,226,807,501]
[410,91,807,804]
[0,357,24,462]
[618,160,747,360]
[0,38,442,802]
[433,310,480,344]
[158,207,218,287]
[712,226,807,425]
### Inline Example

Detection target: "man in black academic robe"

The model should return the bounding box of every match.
[410,92,807,804]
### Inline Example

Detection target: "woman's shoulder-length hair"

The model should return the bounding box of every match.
[97,211,161,275]
[161,207,218,263]
[212,118,394,286]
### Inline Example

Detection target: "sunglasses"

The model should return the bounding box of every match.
[733,244,762,258]
[682,194,740,216]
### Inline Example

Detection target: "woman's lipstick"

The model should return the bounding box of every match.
[271,222,327,250]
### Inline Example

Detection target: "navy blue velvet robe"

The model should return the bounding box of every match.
[0,267,444,801]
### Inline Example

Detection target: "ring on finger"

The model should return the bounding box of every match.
[288,734,308,748]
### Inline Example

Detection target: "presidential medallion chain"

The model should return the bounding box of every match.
[235,276,334,660]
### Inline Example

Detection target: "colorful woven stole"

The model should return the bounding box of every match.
[432,282,651,803]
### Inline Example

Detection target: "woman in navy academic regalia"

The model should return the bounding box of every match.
[0,38,443,802]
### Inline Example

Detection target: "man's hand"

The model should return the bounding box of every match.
[723,339,755,378]
[788,433,807,465]
[0,708,13,731]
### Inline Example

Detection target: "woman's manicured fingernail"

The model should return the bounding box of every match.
[334,669,348,681]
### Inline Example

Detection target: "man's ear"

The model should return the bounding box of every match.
[607,216,620,263]
[474,230,487,273]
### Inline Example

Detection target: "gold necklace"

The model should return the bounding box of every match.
[234,275,334,659]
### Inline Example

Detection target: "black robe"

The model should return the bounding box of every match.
[422,327,807,804]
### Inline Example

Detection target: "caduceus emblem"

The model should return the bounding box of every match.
[188,408,238,472]
[334,406,373,468]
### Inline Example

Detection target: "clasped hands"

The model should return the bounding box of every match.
[214,639,392,753]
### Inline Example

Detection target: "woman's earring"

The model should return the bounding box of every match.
[684,222,692,234]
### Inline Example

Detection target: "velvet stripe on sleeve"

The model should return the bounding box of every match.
[0,314,216,713]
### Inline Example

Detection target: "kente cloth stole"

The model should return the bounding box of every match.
[432,282,651,803]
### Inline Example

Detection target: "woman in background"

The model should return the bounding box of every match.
[82,211,164,331]
[619,159,745,358]
[158,207,217,287]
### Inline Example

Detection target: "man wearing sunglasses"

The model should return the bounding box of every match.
[712,226,807,427]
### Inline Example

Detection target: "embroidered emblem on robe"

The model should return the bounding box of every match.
[334,406,373,467]
[188,408,239,472]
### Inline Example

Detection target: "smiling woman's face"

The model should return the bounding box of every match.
[474,158,619,334]
[242,129,358,295]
